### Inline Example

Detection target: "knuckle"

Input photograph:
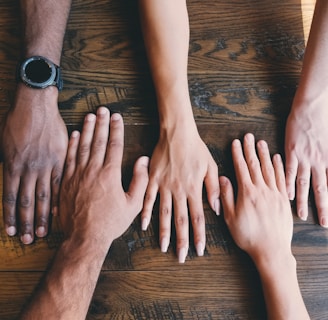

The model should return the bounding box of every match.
[175,215,187,227]
[297,177,309,187]
[3,192,17,207]
[78,144,90,158]
[192,214,204,226]
[19,195,32,209]
[314,184,327,195]
[36,189,50,202]
[160,206,171,218]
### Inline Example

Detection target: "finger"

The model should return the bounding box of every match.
[256,140,276,188]
[231,139,252,188]
[2,169,20,236]
[204,158,220,215]
[285,152,298,200]
[312,167,328,227]
[141,180,158,231]
[188,184,206,257]
[272,154,287,194]
[89,107,110,168]
[126,156,150,217]
[18,176,37,244]
[173,193,189,263]
[104,113,124,179]
[63,131,80,181]
[35,175,51,238]
[51,162,64,217]
[243,133,263,184]
[219,176,236,226]
[158,189,172,253]
[296,164,311,221]
[77,113,96,168]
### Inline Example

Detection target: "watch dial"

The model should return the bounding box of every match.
[26,60,52,83]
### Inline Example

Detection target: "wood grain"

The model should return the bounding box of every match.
[1,0,327,319]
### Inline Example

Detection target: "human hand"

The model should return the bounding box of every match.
[285,98,328,226]
[220,133,293,265]
[59,107,149,250]
[2,85,68,244]
[141,126,220,263]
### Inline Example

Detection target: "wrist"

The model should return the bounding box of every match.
[254,252,297,281]
[14,83,59,111]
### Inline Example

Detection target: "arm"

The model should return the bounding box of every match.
[20,107,149,320]
[285,0,328,225]
[220,133,309,320]
[1,0,71,244]
[139,0,220,263]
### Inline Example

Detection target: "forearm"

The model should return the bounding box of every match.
[255,255,309,320]
[139,0,195,127]
[20,0,72,64]
[21,237,110,320]
[295,0,328,102]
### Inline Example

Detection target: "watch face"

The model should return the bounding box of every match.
[21,56,57,89]
[26,59,52,83]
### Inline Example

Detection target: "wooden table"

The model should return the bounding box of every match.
[1,0,328,319]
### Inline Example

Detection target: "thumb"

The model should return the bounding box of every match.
[127,156,149,215]
[219,176,236,225]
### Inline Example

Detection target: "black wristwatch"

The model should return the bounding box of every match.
[18,56,63,91]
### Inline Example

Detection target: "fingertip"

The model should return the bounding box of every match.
[111,112,122,122]
[141,216,149,231]
[320,216,328,228]
[6,226,16,236]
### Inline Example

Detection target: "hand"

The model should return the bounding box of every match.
[285,98,328,226]
[59,107,149,249]
[1,85,68,244]
[142,125,220,263]
[220,133,293,264]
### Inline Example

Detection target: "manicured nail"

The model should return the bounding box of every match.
[178,247,188,264]
[214,198,220,216]
[288,191,294,201]
[160,237,169,253]
[6,226,16,236]
[196,242,204,257]
[141,218,148,231]
[21,234,33,245]
[36,226,46,237]
[321,217,328,228]
[298,209,307,221]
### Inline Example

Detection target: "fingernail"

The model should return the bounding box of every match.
[111,113,121,121]
[214,198,220,216]
[321,217,328,228]
[21,234,33,245]
[6,226,16,236]
[178,247,188,264]
[36,226,46,237]
[298,209,307,221]
[160,237,169,253]
[140,156,150,167]
[98,107,107,115]
[52,206,58,216]
[196,242,204,257]
[288,191,294,200]
[141,218,148,231]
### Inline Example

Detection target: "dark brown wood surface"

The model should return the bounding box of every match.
[1,0,327,319]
